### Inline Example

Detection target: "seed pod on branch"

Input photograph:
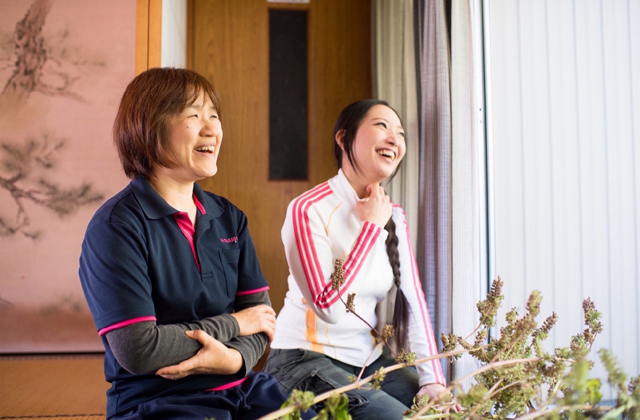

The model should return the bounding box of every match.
[345,293,356,313]
[381,324,394,341]
[490,276,503,299]
[395,349,417,366]
[330,259,345,291]
[540,312,558,335]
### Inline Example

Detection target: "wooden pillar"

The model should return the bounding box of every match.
[135,0,162,74]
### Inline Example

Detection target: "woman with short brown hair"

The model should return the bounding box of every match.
[80,68,311,420]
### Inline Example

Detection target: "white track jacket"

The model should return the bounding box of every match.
[271,170,446,386]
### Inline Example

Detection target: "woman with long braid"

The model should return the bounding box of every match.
[265,100,460,419]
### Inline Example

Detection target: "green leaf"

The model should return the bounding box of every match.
[585,378,602,405]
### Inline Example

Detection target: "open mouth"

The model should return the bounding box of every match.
[194,145,216,154]
[377,149,396,161]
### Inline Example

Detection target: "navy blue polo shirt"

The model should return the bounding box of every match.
[79,178,268,418]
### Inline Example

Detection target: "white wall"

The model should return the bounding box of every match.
[161,0,187,68]
[487,0,640,399]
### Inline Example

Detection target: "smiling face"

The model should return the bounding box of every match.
[338,104,406,193]
[156,91,223,184]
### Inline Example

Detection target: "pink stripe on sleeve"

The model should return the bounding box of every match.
[298,199,320,294]
[301,190,332,293]
[236,286,270,296]
[292,183,332,300]
[340,224,379,292]
[342,222,377,279]
[317,222,381,308]
[318,222,373,304]
[401,212,446,385]
[98,316,157,336]
[292,185,324,297]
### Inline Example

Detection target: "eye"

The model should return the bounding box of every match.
[398,132,405,138]
[376,122,387,129]
[210,114,219,119]
[188,114,198,118]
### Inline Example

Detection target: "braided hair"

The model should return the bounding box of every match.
[333,99,410,349]
[384,217,409,350]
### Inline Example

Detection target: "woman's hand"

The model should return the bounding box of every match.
[417,383,463,413]
[155,330,243,380]
[355,183,392,228]
[231,304,277,342]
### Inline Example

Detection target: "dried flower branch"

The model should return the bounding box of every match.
[263,277,639,420]
[330,259,345,291]
[257,347,473,420]
[345,293,356,313]
[329,258,401,358]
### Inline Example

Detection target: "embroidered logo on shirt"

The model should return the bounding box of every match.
[220,236,238,243]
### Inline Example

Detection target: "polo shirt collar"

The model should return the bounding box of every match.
[192,181,223,219]
[130,178,223,220]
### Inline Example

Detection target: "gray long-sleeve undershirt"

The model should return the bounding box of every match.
[105,291,271,376]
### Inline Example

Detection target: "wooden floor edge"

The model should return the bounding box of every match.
[0,416,105,420]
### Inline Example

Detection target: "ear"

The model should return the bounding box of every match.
[335,129,346,151]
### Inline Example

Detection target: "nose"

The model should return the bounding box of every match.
[201,119,216,137]
[386,132,400,146]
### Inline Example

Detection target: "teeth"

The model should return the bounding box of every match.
[377,150,396,160]
[195,145,215,153]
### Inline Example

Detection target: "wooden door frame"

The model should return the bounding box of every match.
[136,0,163,74]
[185,0,313,70]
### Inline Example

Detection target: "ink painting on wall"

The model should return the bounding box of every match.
[0,0,135,352]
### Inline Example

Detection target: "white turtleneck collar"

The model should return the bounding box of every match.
[332,169,367,206]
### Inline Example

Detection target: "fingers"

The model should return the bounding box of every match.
[232,305,277,340]
[253,304,276,317]
[257,310,277,342]
[367,184,390,208]
[365,183,386,199]
[417,384,463,413]
[365,183,376,198]
[440,402,462,413]
[185,329,212,345]
[263,322,275,342]
[264,311,277,340]
[155,331,225,379]
[156,356,198,380]
[239,304,276,318]
[355,183,392,228]
[156,330,212,379]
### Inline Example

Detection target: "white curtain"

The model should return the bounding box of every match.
[372,0,420,331]
[374,0,486,386]
[450,0,485,385]
[373,0,420,249]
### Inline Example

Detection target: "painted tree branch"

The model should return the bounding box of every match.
[0,135,103,239]
[0,294,13,309]
[0,0,88,113]
[0,0,52,109]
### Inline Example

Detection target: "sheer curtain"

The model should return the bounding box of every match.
[415,0,454,382]
[449,0,484,385]
[375,0,486,384]
[372,0,420,331]
[373,0,420,247]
